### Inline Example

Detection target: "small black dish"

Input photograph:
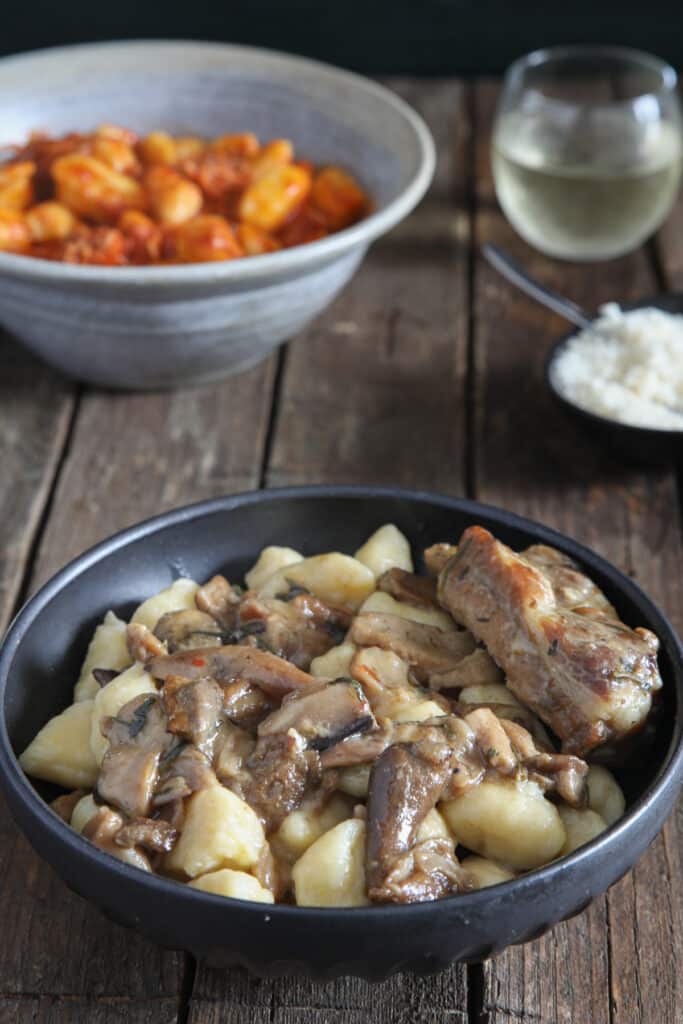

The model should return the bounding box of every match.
[545,293,683,465]
[0,486,681,979]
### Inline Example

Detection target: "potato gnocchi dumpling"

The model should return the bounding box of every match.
[20,700,98,789]
[20,521,640,909]
[292,818,369,907]
[189,868,274,903]
[165,784,266,879]
[354,523,413,577]
[440,780,567,870]
[131,578,199,631]
[0,127,370,264]
[74,610,131,702]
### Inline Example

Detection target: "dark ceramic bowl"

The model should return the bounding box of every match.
[0,486,681,979]
[545,294,683,465]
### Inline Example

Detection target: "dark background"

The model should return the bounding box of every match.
[4,2,683,74]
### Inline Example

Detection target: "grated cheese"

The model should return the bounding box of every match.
[551,303,683,430]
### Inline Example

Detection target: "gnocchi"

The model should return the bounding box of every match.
[0,126,369,265]
[19,521,638,911]
[292,818,369,907]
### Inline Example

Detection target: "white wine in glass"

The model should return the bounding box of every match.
[492,47,683,261]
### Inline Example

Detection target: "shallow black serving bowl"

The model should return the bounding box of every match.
[545,293,683,465]
[0,486,681,979]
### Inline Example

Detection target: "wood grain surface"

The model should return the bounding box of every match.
[0,77,681,1024]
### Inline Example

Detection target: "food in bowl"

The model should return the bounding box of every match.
[20,521,657,907]
[0,124,370,265]
[550,302,683,430]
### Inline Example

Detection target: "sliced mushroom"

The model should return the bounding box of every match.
[154,743,216,806]
[126,622,167,664]
[242,732,321,834]
[114,816,178,853]
[349,613,476,682]
[50,789,86,823]
[238,594,350,669]
[429,648,503,690]
[149,645,321,699]
[82,804,152,871]
[462,707,517,774]
[423,543,458,577]
[365,740,467,903]
[377,569,439,608]
[154,609,225,652]
[161,675,224,753]
[102,693,168,750]
[96,745,161,818]
[214,721,256,794]
[195,574,241,629]
[257,681,376,751]
[222,679,277,733]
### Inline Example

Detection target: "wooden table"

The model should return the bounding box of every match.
[1,78,682,1024]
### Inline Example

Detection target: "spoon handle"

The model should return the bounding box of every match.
[482,244,593,330]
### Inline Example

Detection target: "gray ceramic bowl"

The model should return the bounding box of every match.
[0,41,435,389]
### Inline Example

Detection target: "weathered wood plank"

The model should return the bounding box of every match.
[31,359,277,587]
[0,337,74,631]
[0,996,180,1024]
[266,77,469,493]
[473,78,683,1024]
[189,77,471,1024]
[0,357,277,1007]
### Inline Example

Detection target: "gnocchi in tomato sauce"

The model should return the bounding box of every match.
[0,125,370,265]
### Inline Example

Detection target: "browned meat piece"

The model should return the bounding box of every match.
[50,789,86,822]
[154,609,224,652]
[239,594,350,669]
[257,681,376,751]
[423,543,458,577]
[195,574,241,629]
[97,746,160,818]
[429,648,502,690]
[150,645,321,699]
[161,675,224,752]
[102,694,168,751]
[222,679,277,732]
[154,743,216,806]
[366,740,469,903]
[242,732,321,833]
[126,622,166,663]
[349,612,476,682]
[438,526,662,755]
[377,568,439,608]
[114,816,178,853]
[522,544,616,616]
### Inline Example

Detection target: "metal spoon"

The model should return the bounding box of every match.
[482,243,593,330]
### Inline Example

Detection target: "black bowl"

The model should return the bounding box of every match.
[0,486,681,979]
[545,293,683,465]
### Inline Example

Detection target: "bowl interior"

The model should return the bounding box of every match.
[0,41,420,212]
[3,489,680,817]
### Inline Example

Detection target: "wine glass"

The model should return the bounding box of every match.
[491,46,683,261]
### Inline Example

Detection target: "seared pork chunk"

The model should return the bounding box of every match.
[243,732,321,833]
[114,816,177,853]
[438,527,662,755]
